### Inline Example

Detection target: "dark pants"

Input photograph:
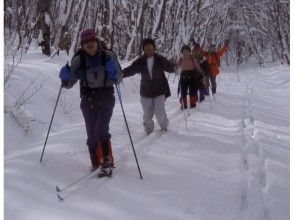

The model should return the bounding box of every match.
[199,76,210,101]
[208,75,217,93]
[80,95,115,150]
[180,70,201,98]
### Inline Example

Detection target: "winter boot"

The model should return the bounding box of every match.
[203,88,210,96]
[97,139,114,177]
[212,87,216,94]
[199,89,206,102]
[100,139,114,167]
[98,156,113,178]
[88,147,101,171]
[190,95,198,108]
[199,94,205,103]
[179,97,187,109]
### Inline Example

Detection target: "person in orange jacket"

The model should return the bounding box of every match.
[191,39,229,94]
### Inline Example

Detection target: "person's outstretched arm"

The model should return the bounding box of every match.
[122,57,143,78]
[160,55,176,73]
[193,42,208,57]
[216,42,229,57]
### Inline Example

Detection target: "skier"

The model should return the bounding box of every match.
[192,50,210,102]
[176,45,204,109]
[191,39,229,94]
[58,29,122,176]
[122,38,175,134]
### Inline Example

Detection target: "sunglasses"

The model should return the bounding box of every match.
[82,38,96,45]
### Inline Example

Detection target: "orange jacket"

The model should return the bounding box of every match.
[196,45,228,77]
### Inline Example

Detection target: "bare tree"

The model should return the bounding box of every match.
[68,0,89,57]
[4,0,290,64]
[123,1,147,61]
[51,0,75,54]
[5,74,47,134]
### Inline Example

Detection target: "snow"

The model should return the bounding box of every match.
[4,49,290,220]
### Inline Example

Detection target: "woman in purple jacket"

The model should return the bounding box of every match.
[59,29,122,176]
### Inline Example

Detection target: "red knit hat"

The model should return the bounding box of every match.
[80,29,97,43]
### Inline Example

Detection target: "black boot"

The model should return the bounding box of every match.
[180,97,187,109]
[212,87,216,94]
[200,94,205,102]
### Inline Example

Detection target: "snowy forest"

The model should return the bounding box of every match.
[4,0,290,65]
[4,0,290,220]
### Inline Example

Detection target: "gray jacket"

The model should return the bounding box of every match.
[64,49,122,90]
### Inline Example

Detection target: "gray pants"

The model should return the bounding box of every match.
[140,95,169,133]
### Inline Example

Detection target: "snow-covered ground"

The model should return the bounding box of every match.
[4,49,290,220]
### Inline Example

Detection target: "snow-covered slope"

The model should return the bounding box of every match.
[4,50,289,220]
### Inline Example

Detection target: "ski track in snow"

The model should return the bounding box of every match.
[4,54,290,220]
[239,70,270,220]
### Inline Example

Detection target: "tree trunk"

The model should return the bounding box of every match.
[69,0,89,57]
[37,0,51,56]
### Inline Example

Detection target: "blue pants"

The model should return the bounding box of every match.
[80,96,115,150]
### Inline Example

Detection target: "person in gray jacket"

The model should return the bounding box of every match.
[59,29,122,175]
[123,38,175,134]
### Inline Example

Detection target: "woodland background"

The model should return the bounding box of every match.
[4,0,290,65]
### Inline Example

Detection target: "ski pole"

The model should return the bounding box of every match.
[180,99,189,134]
[178,84,189,134]
[115,83,143,179]
[40,84,63,162]
[206,84,214,107]
[49,48,60,59]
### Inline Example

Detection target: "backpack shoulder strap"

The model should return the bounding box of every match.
[101,49,109,88]
[73,48,86,75]
[74,49,91,97]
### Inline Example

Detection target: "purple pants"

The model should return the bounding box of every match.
[80,96,115,150]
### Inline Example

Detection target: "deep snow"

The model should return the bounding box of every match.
[4,49,290,220]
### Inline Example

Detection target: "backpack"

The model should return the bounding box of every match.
[73,48,110,97]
